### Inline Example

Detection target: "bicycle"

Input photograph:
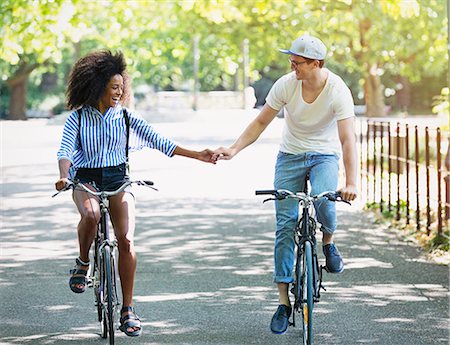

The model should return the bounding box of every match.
[256,176,350,345]
[53,179,156,344]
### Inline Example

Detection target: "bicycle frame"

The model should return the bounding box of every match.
[256,182,349,345]
[53,179,155,344]
[91,191,120,342]
[292,180,324,345]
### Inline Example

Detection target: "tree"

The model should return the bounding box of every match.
[307,0,447,116]
[1,0,446,119]
[0,0,80,119]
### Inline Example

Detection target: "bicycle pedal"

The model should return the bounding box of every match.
[86,278,94,288]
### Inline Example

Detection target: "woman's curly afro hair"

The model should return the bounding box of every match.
[66,50,131,110]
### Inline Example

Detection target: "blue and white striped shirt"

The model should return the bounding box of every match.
[57,105,177,173]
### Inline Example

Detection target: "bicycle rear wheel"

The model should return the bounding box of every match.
[93,234,103,325]
[103,245,115,345]
[301,241,314,345]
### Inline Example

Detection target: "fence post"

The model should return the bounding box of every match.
[380,122,384,212]
[396,122,401,221]
[388,122,392,213]
[446,142,450,221]
[373,122,377,205]
[437,128,442,235]
[415,126,420,231]
[367,121,371,202]
[425,127,431,235]
[405,124,410,225]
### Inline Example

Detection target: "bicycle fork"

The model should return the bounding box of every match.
[290,247,326,327]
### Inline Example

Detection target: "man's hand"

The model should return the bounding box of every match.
[338,185,358,202]
[212,147,238,161]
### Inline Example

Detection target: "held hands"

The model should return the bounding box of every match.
[196,149,219,164]
[211,147,238,161]
[194,147,237,164]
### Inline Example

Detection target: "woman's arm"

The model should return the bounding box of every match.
[55,158,72,190]
[172,146,216,164]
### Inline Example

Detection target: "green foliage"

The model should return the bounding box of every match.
[365,199,449,255]
[429,231,450,251]
[0,0,447,114]
[433,87,450,116]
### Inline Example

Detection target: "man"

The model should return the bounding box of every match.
[213,35,357,335]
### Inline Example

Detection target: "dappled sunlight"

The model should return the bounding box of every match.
[135,292,216,302]
[1,240,77,262]
[135,285,274,307]
[1,332,99,344]
[2,121,449,344]
[141,320,198,335]
[45,305,74,312]
[374,317,415,323]
[345,257,393,269]
[328,283,448,306]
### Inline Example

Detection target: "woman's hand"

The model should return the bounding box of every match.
[55,178,70,191]
[195,149,217,164]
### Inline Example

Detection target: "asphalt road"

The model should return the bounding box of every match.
[1,110,449,345]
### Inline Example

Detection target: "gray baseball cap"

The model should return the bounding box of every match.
[279,35,327,60]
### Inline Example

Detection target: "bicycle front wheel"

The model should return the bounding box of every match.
[301,241,314,345]
[103,245,115,345]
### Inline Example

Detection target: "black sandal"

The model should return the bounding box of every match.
[69,257,89,293]
[119,306,142,337]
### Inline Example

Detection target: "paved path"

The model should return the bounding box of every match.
[1,112,449,345]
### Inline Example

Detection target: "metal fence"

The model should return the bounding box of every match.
[358,117,450,236]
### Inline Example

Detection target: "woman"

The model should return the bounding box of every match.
[55,50,215,337]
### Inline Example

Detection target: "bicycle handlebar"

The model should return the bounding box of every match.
[255,189,351,205]
[52,179,156,198]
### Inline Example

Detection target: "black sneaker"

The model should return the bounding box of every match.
[323,243,344,273]
[270,304,292,334]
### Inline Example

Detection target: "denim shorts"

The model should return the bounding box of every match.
[75,163,130,192]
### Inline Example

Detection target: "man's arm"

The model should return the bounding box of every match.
[215,103,279,160]
[337,116,358,201]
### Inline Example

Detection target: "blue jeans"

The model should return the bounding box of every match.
[273,151,339,284]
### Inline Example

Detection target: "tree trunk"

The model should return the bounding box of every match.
[8,79,27,120]
[7,62,39,121]
[396,76,411,113]
[364,64,386,117]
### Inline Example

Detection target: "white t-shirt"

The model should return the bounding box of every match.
[266,69,355,157]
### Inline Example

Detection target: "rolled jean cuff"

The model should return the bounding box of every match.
[320,224,335,235]
[273,275,294,284]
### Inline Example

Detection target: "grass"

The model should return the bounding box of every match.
[365,201,449,265]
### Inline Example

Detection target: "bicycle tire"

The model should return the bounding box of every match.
[301,241,314,345]
[103,245,115,345]
[93,233,103,324]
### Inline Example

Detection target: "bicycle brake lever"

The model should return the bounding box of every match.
[327,192,351,205]
[262,197,276,203]
[335,195,351,205]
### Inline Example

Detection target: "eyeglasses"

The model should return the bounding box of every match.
[289,59,308,68]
